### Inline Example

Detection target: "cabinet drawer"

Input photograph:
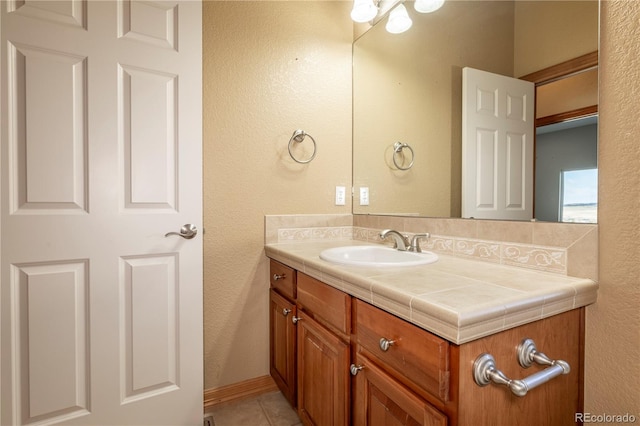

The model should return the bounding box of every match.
[270,260,296,299]
[355,299,450,402]
[297,273,351,336]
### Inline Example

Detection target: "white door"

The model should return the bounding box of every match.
[1,2,203,425]
[462,67,535,220]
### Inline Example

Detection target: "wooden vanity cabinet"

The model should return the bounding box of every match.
[269,262,351,424]
[269,260,584,426]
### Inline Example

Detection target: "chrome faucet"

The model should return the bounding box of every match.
[379,229,410,251]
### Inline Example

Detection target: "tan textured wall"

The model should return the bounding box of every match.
[202,1,352,389]
[585,0,640,418]
[514,1,599,77]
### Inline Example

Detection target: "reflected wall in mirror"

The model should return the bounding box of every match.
[353,0,599,221]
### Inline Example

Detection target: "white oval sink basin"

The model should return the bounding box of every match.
[320,245,438,268]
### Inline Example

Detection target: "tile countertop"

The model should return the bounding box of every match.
[265,240,598,345]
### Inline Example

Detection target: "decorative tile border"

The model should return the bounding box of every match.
[352,225,566,274]
[453,239,501,263]
[277,226,352,242]
[421,235,454,254]
[265,214,353,244]
[365,230,567,274]
[356,228,567,274]
[501,244,566,273]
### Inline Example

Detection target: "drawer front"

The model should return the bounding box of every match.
[297,273,351,336]
[355,299,450,402]
[270,260,296,299]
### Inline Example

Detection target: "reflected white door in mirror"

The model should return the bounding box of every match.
[462,68,535,221]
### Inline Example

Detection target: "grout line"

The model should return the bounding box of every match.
[256,396,276,426]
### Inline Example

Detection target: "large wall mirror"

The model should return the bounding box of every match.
[353,0,599,222]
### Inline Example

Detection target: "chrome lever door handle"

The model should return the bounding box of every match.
[165,224,198,239]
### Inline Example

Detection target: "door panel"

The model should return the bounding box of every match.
[7,42,88,213]
[1,2,203,425]
[121,254,179,402]
[119,64,178,210]
[13,261,90,424]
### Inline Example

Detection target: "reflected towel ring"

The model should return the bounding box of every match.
[393,142,414,170]
[288,129,317,164]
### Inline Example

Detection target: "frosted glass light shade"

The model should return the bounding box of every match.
[351,0,378,23]
[414,0,445,13]
[386,4,412,34]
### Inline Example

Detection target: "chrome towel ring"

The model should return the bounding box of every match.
[393,142,414,170]
[288,129,317,164]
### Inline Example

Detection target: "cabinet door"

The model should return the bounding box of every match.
[353,354,448,426]
[270,289,297,407]
[297,311,350,426]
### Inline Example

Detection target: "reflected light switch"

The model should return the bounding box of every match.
[335,186,346,206]
[360,187,369,206]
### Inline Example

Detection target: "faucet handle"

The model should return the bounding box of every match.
[409,233,430,253]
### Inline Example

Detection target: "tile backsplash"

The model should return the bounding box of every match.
[265,214,598,281]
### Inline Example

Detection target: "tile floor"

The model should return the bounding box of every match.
[205,391,301,426]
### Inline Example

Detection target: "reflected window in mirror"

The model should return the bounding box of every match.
[535,116,597,223]
[560,168,598,224]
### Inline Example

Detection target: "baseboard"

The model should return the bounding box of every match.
[203,375,278,409]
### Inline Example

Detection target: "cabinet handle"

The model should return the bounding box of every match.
[379,337,396,352]
[282,308,291,316]
[292,316,302,324]
[472,338,570,397]
[350,364,364,376]
[273,273,286,281]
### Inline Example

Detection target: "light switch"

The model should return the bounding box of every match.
[335,186,346,205]
[360,187,369,206]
